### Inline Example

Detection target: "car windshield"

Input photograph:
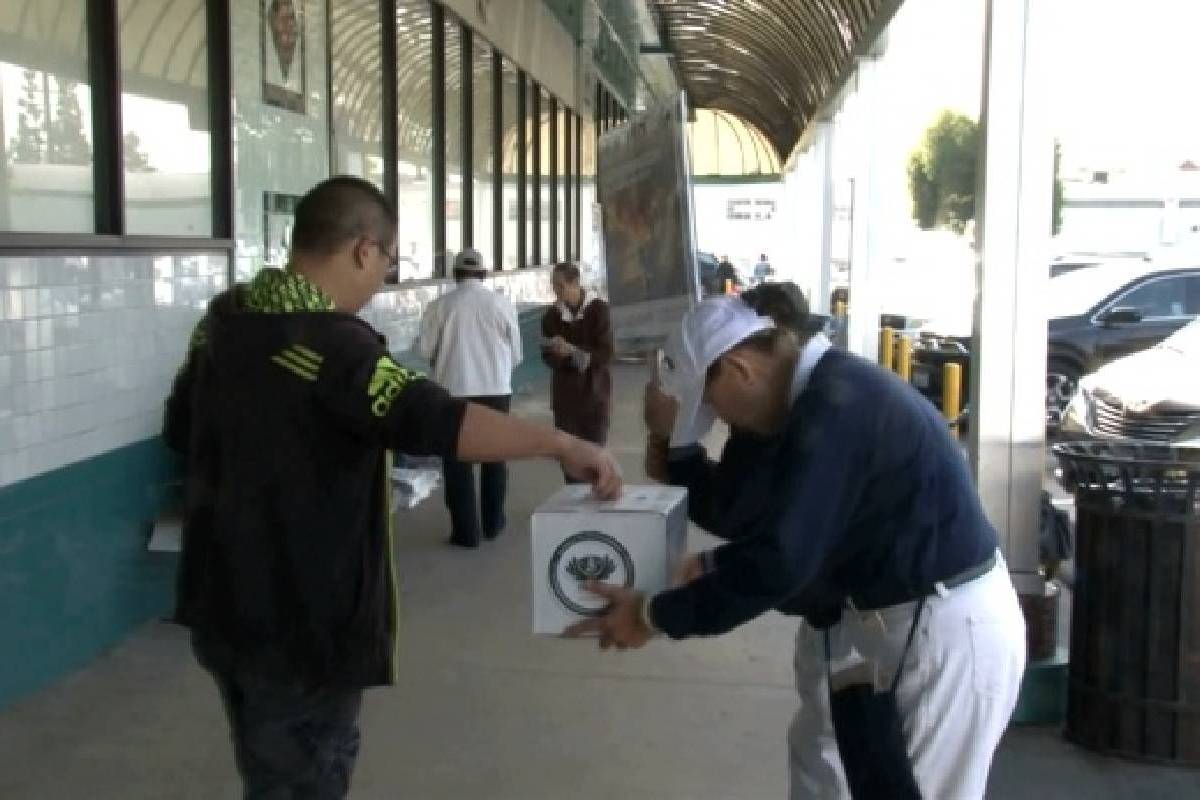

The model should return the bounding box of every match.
[1160,318,1200,354]
[1046,263,1164,319]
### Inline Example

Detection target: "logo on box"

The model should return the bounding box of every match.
[549,532,635,616]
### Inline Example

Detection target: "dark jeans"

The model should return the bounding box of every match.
[194,640,363,800]
[444,394,511,545]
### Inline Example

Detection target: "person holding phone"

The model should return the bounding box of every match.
[541,262,614,482]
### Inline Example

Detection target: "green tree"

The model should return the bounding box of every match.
[48,79,91,165]
[8,69,45,164]
[907,110,979,235]
[908,109,1066,237]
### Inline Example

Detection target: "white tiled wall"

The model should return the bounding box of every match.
[0,256,549,489]
[0,252,228,488]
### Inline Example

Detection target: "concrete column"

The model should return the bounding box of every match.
[970,0,1053,577]
[846,58,884,361]
[813,120,836,315]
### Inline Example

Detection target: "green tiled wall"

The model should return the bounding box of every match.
[0,307,553,710]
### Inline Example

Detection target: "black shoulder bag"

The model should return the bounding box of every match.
[824,598,926,800]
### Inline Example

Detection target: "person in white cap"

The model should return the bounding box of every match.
[416,248,522,547]
[568,296,1026,799]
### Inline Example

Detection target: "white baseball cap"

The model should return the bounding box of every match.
[660,296,774,446]
[453,247,485,271]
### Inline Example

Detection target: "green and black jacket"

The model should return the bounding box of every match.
[164,268,466,689]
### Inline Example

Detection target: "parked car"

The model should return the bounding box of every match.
[1044,262,1200,426]
[1061,317,1200,444]
[911,262,1200,427]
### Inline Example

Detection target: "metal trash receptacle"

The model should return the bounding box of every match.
[1054,440,1200,766]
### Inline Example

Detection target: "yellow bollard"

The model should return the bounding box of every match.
[943,362,963,436]
[897,337,913,382]
[879,328,896,371]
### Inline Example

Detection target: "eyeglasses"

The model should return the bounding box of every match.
[365,239,399,270]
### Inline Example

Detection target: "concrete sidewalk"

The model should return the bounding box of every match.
[1,364,1196,799]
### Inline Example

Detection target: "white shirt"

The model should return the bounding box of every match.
[789,332,833,405]
[416,279,523,398]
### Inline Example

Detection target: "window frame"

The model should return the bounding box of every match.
[0,0,589,285]
[1093,271,1200,324]
[0,0,235,257]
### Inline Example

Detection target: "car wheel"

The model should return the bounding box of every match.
[1046,359,1081,430]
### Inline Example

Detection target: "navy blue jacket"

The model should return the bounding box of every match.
[652,349,998,638]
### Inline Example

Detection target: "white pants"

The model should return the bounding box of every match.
[787,557,1027,800]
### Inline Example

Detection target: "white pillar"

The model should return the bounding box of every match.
[970,0,1053,577]
[813,120,836,315]
[846,58,884,361]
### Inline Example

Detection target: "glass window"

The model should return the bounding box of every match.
[499,60,519,269]
[331,0,383,190]
[580,107,599,281]
[396,0,433,281]
[1113,275,1194,319]
[1188,275,1200,315]
[559,104,570,261]
[0,0,94,232]
[231,0,329,279]
[528,81,540,266]
[470,36,494,269]
[443,16,463,263]
[119,0,212,236]
[548,95,559,264]
[573,111,582,261]
[540,87,552,266]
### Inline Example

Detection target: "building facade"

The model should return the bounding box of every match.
[0,0,638,707]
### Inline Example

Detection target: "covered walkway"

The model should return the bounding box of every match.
[1,364,1194,799]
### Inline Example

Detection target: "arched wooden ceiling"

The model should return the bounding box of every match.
[650,0,903,159]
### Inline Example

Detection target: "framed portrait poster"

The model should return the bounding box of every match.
[262,0,305,113]
[596,93,700,344]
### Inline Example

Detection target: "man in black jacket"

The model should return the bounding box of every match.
[165,176,621,798]
[569,297,1025,798]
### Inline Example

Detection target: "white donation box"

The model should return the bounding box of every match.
[532,484,688,635]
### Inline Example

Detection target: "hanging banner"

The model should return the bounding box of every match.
[597,93,699,343]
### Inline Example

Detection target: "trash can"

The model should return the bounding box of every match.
[1054,440,1200,766]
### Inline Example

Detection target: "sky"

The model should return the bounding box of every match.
[804,0,1200,325]
[884,0,1200,176]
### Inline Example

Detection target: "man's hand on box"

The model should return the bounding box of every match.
[563,582,652,650]
[557,435,623,500]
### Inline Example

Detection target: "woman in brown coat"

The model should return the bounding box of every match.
[541,263,613,477]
